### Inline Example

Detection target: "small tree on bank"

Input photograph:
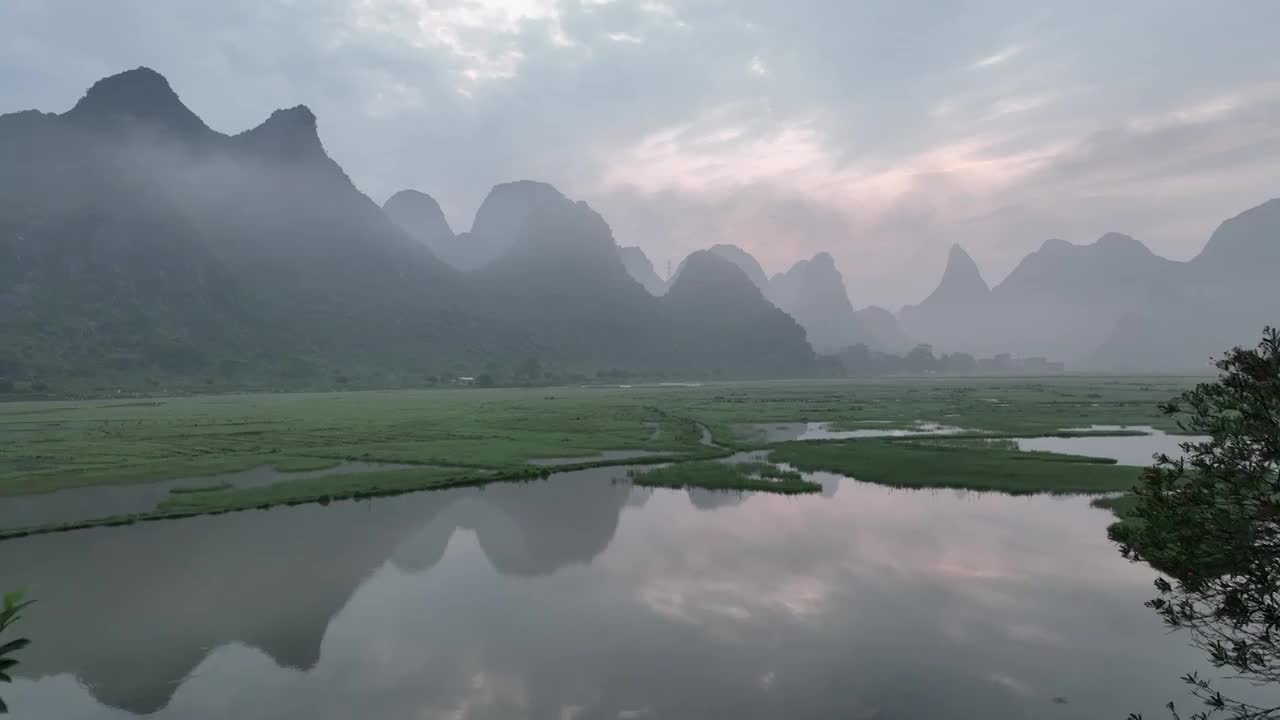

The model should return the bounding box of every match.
[1117,328,1280,719]
[0,590,33,714]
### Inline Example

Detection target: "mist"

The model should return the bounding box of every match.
[3,7,1280,720]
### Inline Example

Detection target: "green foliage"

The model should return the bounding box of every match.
[1116,329,1280,720]
[157,466,489,513]
[1092,492,1141,522]
[0,378,1192,499]
[629,460,821,494]
[771,438,1141,494]
[0,589,33,714]
[168,482,234,495]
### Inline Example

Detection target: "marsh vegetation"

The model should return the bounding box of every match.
[0,376,1204,539]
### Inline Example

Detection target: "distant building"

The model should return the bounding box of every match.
[452,376,476,385]
[975,353,1064,373]
[1022,356,1050,372]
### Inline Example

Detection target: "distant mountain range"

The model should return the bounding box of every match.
[623,244,913,354]
[0,68,815,387]
[2,67,1272,385]
[898,201,1280,370]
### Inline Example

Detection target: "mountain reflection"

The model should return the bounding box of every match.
[0,466,639,714]
[0,471,1243,720]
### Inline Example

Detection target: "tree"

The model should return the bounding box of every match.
[903,344,937,374]
[0,590,33,714]
[1116,328,1280,720]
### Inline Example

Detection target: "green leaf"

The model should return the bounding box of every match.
[0,591,23,611]
[0,639,28,657]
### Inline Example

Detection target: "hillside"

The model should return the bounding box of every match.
[619,246,666,295]
[897,245,991,354]
[664,251,815,376]
[898,202,1280,369]
[0,68,817,388]
[382,189,461,267]
[1091,200,1280,370]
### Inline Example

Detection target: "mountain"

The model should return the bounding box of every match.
[897,244,990,353]
[383,189,461,266]
[917,244,990,308]
[673,246,914,355]
[984,232,1176,359]
[0,68,816,387]
[769,252,909,352]
[769,252,854,353]
[1091,200,1280,371]
[1191,198,1280,275]
[459,179,585,271]
[619,246,666,295]
[898,201,1280,370]
[469,181,669,368]
[664,250,814,376]
[899,235,1173,360]
[707,243,770,290]
[850,306,914,353]
[0,67,497,386]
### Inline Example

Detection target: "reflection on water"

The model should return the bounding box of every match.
[0,461,410,529]
[1,466,1265,719]
[735,422,965,442]
[1015,426,1205,466]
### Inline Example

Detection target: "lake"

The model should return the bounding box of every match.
[0,461,412,529]
[1014,426,1200,466]
[734,422,965,442]
[0,464,1255,719]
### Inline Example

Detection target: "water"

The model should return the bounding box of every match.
[1,466,1263,719]
[1015,426,1205,466]
[0,461,411,529]
[734,422,965,442]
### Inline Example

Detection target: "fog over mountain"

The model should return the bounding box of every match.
[662,250,814,376]
[382,190,458,266]
[7,2,1276,311]
[0,68,815,385]
[1091,199,1280,371]
[1,64,1276,384]
[897,201,1280,370]
[643,244,912,354]
[617,246,667,295]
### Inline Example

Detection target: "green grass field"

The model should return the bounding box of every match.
[629,460,821,495]
[770,438,1144,494]
[0,376,1198,537]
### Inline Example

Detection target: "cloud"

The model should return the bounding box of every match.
[971,44,1023,69]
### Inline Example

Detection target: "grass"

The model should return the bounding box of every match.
[157,466,494,513]
[168,482,233,495]
[628,460,821,495]
[0,450,711,541]
[769,438,1143,495]
[1091,493,1144,537]
[270,456,343,472]
[0,377,1195,536]
[0,377,1195,497]
[1091,493,1141,517]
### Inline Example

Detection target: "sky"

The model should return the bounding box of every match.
[3,0,1279,309]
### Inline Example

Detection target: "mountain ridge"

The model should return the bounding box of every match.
[0,68,816,386]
